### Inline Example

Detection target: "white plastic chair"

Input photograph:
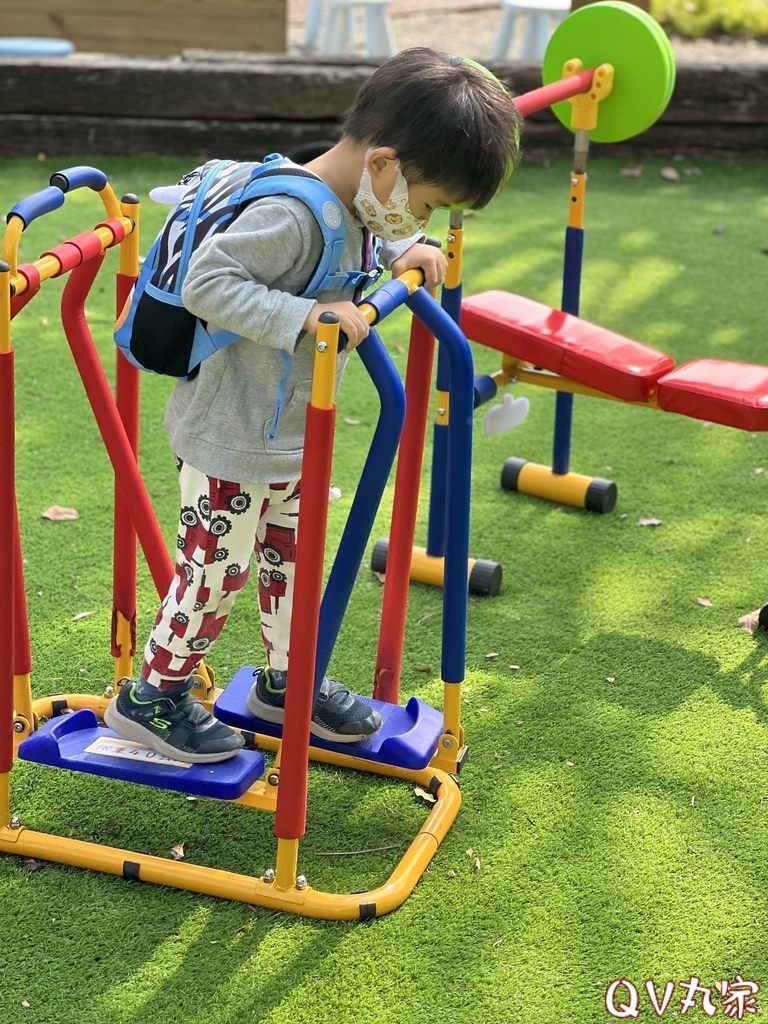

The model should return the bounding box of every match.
[305,0,396,57]
[492,0,570,61]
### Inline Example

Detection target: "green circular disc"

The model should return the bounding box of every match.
[542,0,676,144]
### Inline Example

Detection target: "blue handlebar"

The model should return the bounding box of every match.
[49,166,109,194]
[6,186,65,228]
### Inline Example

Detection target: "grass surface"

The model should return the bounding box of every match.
[1,152,767,1023]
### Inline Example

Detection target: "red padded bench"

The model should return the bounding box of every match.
[461,291,675,403]
[657,360,768,432]
[462,291,768,431]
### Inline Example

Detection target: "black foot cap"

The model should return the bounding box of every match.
[468,559,502,597]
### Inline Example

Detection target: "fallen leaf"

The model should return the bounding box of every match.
[620,163,643,178]
[516,719,523,725]
[606,676,615,683]
[170,842,185,860]
[373,571,386,583]
[492,938,504,947]
[755,467,764,475]
[683,166,703,177]
[413,665,432,674]
[447,869,457,878]
[565,760,574,767]
[690,795,695,807]
[21,1001,30,1008]
[343,418,360,426]
[41,505,79,522]
[328,486,342,500]
[395,344,406,354]
[71,611,95,621]
[22,859,45,872]
[39,316,48,326]
[473,857,481,871]
[660,167,681,182]
[413,786,437,805]
[509,664,520,671]
[738,609,761,633]
[485,652,499,659]
[185,795,197,802]
[480,707,489,713]
[697,597,713,607]
[466,848,474,857]
[637,517,662,527]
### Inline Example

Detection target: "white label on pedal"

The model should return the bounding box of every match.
[86,736,192,769]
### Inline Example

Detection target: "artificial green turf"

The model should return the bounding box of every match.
[0,153,767,1023]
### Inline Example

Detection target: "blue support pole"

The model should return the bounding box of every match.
[406,289,473,685]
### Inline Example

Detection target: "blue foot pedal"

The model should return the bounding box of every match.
[214,667,445,771]
[18,709,265,800]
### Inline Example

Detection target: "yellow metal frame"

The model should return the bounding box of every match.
[0,184,463,919]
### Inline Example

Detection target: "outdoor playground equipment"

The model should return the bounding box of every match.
[2,1,765,920]
[374,0,687,596]
[0,166,473,919]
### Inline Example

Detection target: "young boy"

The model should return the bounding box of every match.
[105,47,522,763]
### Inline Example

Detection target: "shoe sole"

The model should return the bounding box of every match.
[246,692,379,744]
[103,700,242,764]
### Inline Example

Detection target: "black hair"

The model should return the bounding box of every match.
[342,47,522,209]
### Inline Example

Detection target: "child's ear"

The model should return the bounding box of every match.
[365,146,399,201]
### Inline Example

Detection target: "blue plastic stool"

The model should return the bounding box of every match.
[0,37,75,56]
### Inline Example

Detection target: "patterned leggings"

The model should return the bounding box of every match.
[142,457,300,690]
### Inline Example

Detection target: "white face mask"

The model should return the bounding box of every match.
[353,157,428,241]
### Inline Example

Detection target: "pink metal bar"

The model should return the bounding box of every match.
[514,68,595,117]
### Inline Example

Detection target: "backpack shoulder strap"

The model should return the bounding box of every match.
[239,157,372,297]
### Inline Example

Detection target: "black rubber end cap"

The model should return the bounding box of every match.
[468,558,502,597]
[121,193,140,205]
[49,172,70,192]
[501,457,527,492]
[318,311,340,325]
[585,477,617,514]
[371,538,389,574]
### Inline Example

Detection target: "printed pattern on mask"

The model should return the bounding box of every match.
[142,458,300,689]
[352,159,428,241]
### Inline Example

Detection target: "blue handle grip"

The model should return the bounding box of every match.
[6,186,65,228]
[49,166,108,194]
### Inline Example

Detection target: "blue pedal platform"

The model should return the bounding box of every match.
[18,709,265,801]
[214,666,445,771]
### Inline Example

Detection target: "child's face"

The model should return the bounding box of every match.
[406,182,456,222]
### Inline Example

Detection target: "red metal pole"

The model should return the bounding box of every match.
[514,68,595,116]
[373,317,436,703]
[0,348,15,774]
[60,257,174,598]
[13,508,31,677]
[274,403,335,841]
[111,273,140,660]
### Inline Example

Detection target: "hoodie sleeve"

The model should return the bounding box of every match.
[181,198,322,352]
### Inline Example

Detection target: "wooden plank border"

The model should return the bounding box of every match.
[0,54,765,160]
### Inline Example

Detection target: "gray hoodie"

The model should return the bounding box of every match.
[165,187,418,483]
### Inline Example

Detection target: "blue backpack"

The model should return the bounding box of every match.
[115,154,376,381]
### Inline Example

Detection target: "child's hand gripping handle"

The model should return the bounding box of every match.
[353,237,443,337]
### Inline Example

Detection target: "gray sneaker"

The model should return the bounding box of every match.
[104,677,245,764]
[246,667,382,744]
